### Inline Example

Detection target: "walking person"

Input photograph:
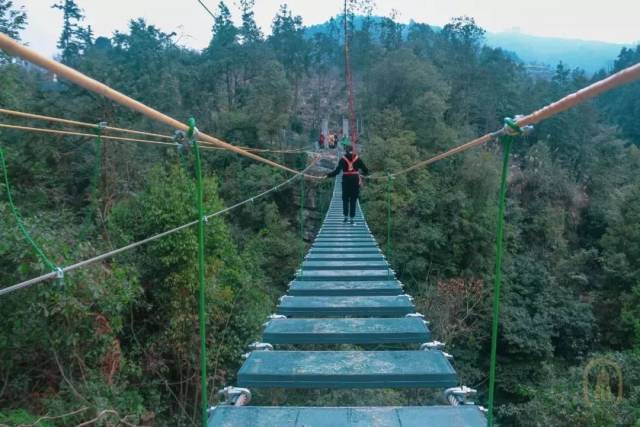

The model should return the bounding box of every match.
[331,131,337,149]
[326,143,369,225]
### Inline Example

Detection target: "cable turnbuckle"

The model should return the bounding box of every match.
[218,386,251,406]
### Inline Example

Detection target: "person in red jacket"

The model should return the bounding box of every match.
[326,144,369,225]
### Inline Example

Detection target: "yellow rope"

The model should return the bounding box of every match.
[0,108,308,154]
[0,108,173,140]
[0,123,178,147]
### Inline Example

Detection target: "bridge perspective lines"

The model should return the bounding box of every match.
[209,178,487,426]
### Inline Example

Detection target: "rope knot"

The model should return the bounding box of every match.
[503,116,534,138]
[503,117,523,136]
[186,117,198,142]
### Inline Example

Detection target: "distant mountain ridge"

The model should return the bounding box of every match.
[306,17,633,74]
[485,31,629,73]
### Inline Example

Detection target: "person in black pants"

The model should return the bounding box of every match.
[326,145,369,225]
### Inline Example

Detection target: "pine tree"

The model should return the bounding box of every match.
[209,1,237,49]
[0,0,26,40]
[239,0,262,44]
[270,5,308,110]
[205,1,239,108]
[0,0,27,63]
[52,0,91,62]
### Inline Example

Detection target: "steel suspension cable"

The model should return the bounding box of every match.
[0,123,309,155]
[0,123,205,149]
[195,0,216,19]
[0,108,173,140]
[0,34,320,178]
[0,111,309,154]
[0,157,322,296]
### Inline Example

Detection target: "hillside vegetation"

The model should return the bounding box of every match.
[1,1,640,425]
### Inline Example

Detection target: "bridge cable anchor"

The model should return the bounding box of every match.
[421,341,453,359]
[444,385,477,406]
[248,342,273,351]
[218,386,252,406]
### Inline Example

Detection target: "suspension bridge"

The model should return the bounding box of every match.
[211,177,486,426]
[0,30,639,427]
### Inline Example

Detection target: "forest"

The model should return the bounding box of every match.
[1,0,640,425]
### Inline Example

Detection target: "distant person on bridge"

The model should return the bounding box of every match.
[326,142,368,225]
[328,132,337,149]
[340,134,350,148]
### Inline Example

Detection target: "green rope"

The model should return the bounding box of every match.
[0,145,57,272]
[80,125,103,237]
[386,174,393,279]
[188,118,209,427]
[487,120,520,426]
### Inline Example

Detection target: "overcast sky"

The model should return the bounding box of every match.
[14,0,640,58]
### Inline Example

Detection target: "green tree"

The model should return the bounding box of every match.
[600,180,640,349]
[434,16,486,126]
[365,48,453,151]
[108,162,271,423]
[239,0,262,44]
[0,0,27,63]
[0,0,26,40]
[378,11,402,51]
[52,0,92,63]
[204,1,239,108]
[599,46,640,145]
[245,60,292,142]
[269,5,308,109]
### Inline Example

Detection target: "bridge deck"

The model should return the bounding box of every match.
[277,295,413,317]
[262,317,430,344]
[288,280,403,296]
[237,350,457,388]
[209,177,485,426]
[209,406,487,427]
